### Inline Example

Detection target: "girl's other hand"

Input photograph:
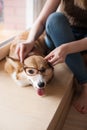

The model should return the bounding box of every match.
[44,44,69,66]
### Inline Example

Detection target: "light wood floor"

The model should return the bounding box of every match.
[62,102,87,130]
[0,60,73,130]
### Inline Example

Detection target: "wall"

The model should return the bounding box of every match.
[4,0,46,30]
[4,0,26,30]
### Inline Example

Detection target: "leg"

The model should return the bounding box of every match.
[45,12,87,113]
[66,54,87,114]
[74,83,87,114]
[45,12,75,49]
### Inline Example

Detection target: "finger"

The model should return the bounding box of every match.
[50,56,64,65]
[20,44,25,63]
[15,45,20,59]
[44,53,54,62]
[52,60,59,66]
[48,56,58,63]
[53,57,65,65]
[45,51,54,59]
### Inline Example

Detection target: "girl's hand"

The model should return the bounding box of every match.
[44,44,69,66]
[15,41,34,63]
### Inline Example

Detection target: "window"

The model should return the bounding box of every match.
[0,0,3,22]
[0,0,46,60]
[0,0,45,43]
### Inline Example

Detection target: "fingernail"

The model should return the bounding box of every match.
[20,58,23,63]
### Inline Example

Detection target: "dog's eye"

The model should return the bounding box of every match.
[28,69,35,74]
[25,68,37,76]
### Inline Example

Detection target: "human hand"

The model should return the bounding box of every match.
[44,44,69,66]
[15,41,34,63]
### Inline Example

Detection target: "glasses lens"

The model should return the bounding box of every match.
[25,68,37,76]
[24,66,53,76]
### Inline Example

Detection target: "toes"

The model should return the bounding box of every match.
[73,101,81,111]
[74,104,82,113]
[73,102,87,114]
[80,106,87,114]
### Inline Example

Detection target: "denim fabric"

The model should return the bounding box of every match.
[45,12,87,84]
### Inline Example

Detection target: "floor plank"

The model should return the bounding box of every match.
[62,104,87,130]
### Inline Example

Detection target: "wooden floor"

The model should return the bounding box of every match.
[62,101,87,130]
[0,60,73,130]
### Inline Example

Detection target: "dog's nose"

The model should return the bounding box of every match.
[38,82,45,88]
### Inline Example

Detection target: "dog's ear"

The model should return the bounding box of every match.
[9,42,18,59]
[5,57,23,72]
[4,57,14,73]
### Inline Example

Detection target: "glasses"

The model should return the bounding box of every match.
[23,66,53,76]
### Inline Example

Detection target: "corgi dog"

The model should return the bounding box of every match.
[4,31,54,96]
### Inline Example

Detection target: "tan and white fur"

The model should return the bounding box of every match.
[4,31,54,95]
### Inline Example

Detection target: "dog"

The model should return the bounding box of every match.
[4,31,54,96]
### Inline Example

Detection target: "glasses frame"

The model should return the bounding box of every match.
[23,65,53,76]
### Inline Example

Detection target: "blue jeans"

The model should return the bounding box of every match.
[45,12,87,84]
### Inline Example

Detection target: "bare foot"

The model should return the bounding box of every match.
[73,84,87,114]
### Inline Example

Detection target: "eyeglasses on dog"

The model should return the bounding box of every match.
[23,66,53,76]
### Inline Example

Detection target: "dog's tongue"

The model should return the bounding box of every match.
[37,88,45,96]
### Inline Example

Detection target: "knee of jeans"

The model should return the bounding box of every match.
[46,12,68,32]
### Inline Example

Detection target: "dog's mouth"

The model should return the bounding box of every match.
[37,88,45,96]
[34,82,46,96]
